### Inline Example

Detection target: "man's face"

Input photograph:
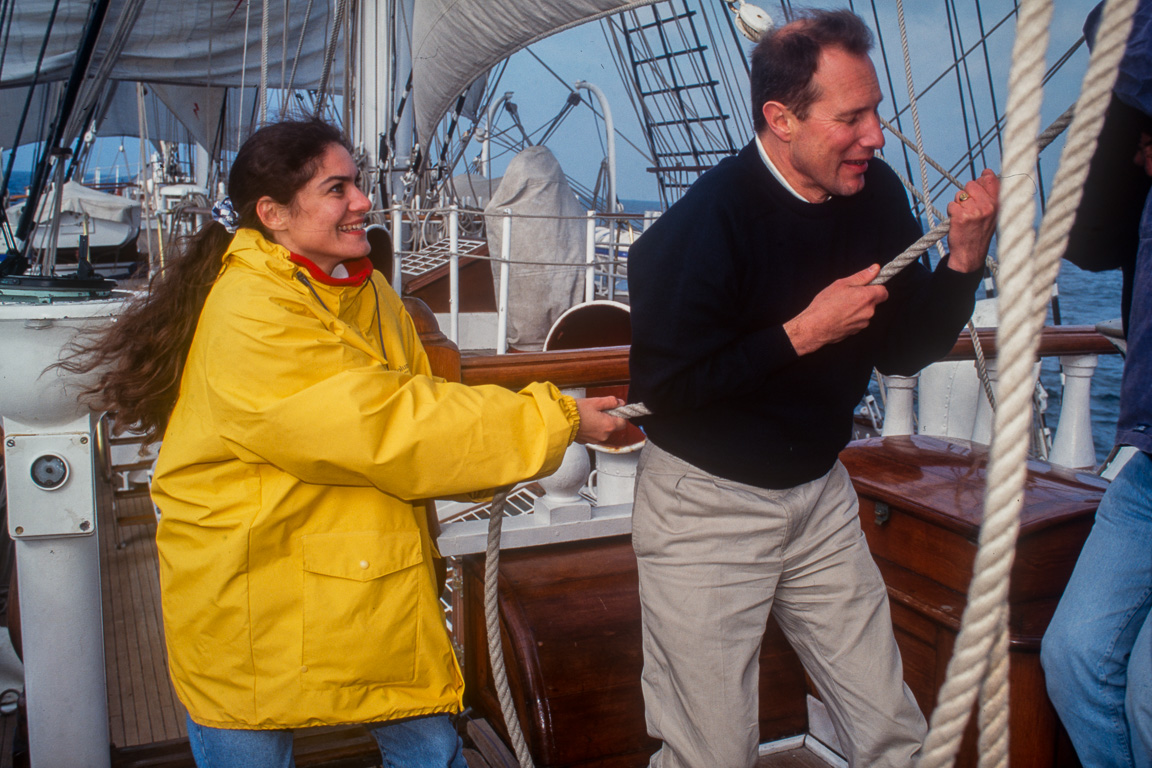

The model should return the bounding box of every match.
[780,46,885,202]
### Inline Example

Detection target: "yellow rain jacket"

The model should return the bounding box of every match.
[152,228,579,729]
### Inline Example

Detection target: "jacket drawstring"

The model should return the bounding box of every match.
[295,271,388,364]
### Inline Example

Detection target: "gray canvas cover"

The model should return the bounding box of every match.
[484,146,585,351]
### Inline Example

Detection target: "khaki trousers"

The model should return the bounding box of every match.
[632,441,925,768]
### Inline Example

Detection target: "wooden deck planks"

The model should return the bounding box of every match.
[98,477,187,748]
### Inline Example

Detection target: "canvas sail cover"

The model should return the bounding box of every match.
[484,146,585,352]
[412,0,657,148]
[0,81,250,151]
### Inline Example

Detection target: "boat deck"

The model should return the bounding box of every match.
[95,477,835,767]
[97,478,186,749]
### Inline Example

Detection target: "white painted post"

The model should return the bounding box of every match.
[1049,353,1099,469]
[448,205,459,344]
[574,81,618,212]
[881,374,918,436]
[585,211,597,303]
[5,413,110,768]
[390,201,403,294]
[497,210,511,354]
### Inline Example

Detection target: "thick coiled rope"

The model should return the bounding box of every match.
[917,1,1137,767]
[482,4,1134,766]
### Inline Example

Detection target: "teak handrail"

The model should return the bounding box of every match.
[444,325,1117,390]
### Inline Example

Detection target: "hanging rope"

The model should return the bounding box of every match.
[918,1,1136,766]
[483,488,536,768]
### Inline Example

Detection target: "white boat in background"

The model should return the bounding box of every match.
[0,0,1131,766]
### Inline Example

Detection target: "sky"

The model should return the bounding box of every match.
[482,0,1102,205]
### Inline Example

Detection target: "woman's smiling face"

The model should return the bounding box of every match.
[262,143,371,273]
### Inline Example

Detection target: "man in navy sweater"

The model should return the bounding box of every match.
[627,9,999,768]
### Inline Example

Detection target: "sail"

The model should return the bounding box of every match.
[411,0,659,148]
[0,0,338,89]
[0,81,249,151]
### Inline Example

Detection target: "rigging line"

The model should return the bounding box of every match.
[944,0,982,180]
[884,9,1017,126]
[935,93,1073,202]
[866,0,922,226]
[894,0,945,264]
[64,0,151,150]
[15,0,112,246]
[936,0,996,177]
[601,18,651,158]
[537,92,582,147]
[285,0,316,97]
[260,0,270,126]
[521,43,654,164]
[973,0,1007,160]
[717,0,752,78]
[696,0,745,144]
[239,0,251,142]
[1,0,63,202]
[0,0,14,82]
[880,117,965,190]
[315,0,348,115]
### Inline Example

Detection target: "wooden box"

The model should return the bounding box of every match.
[460,536,808,767]
[840,435,1106,768]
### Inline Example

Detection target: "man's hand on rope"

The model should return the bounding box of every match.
[945,168,1001,273]
[783,263,890,357]
[575,396,628,444]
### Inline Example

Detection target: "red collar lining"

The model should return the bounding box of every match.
[290,254,374,286]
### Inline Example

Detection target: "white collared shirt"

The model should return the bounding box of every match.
[755,134,827,203]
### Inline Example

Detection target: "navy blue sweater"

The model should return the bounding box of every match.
[627,142,982,488]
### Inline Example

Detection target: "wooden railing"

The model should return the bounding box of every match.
[423,323,1119,390]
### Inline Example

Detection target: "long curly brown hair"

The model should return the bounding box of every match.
[59,118,350,442]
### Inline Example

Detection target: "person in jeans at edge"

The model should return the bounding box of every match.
[625,9,1000,767]
[1042,2,1152,766]
[61,117,626,768]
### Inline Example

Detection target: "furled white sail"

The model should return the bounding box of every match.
[411,0,658,148]
[0,0,337,88]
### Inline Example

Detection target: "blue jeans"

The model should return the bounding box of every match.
[1042,450,1152,768]
[185,713,468,768]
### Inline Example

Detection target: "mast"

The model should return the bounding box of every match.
[355,0,415,206]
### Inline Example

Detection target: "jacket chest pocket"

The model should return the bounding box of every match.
[300,530,424,689]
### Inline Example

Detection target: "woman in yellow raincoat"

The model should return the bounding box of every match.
[68,119,625,767]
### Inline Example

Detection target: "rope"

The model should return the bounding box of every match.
[259,0,270,126]
[483,488,535,768]
[867,103,1076,288]
[895,0,946,262]
[917,1,1136,766]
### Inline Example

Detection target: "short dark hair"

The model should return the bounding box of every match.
[749,9,874,130]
